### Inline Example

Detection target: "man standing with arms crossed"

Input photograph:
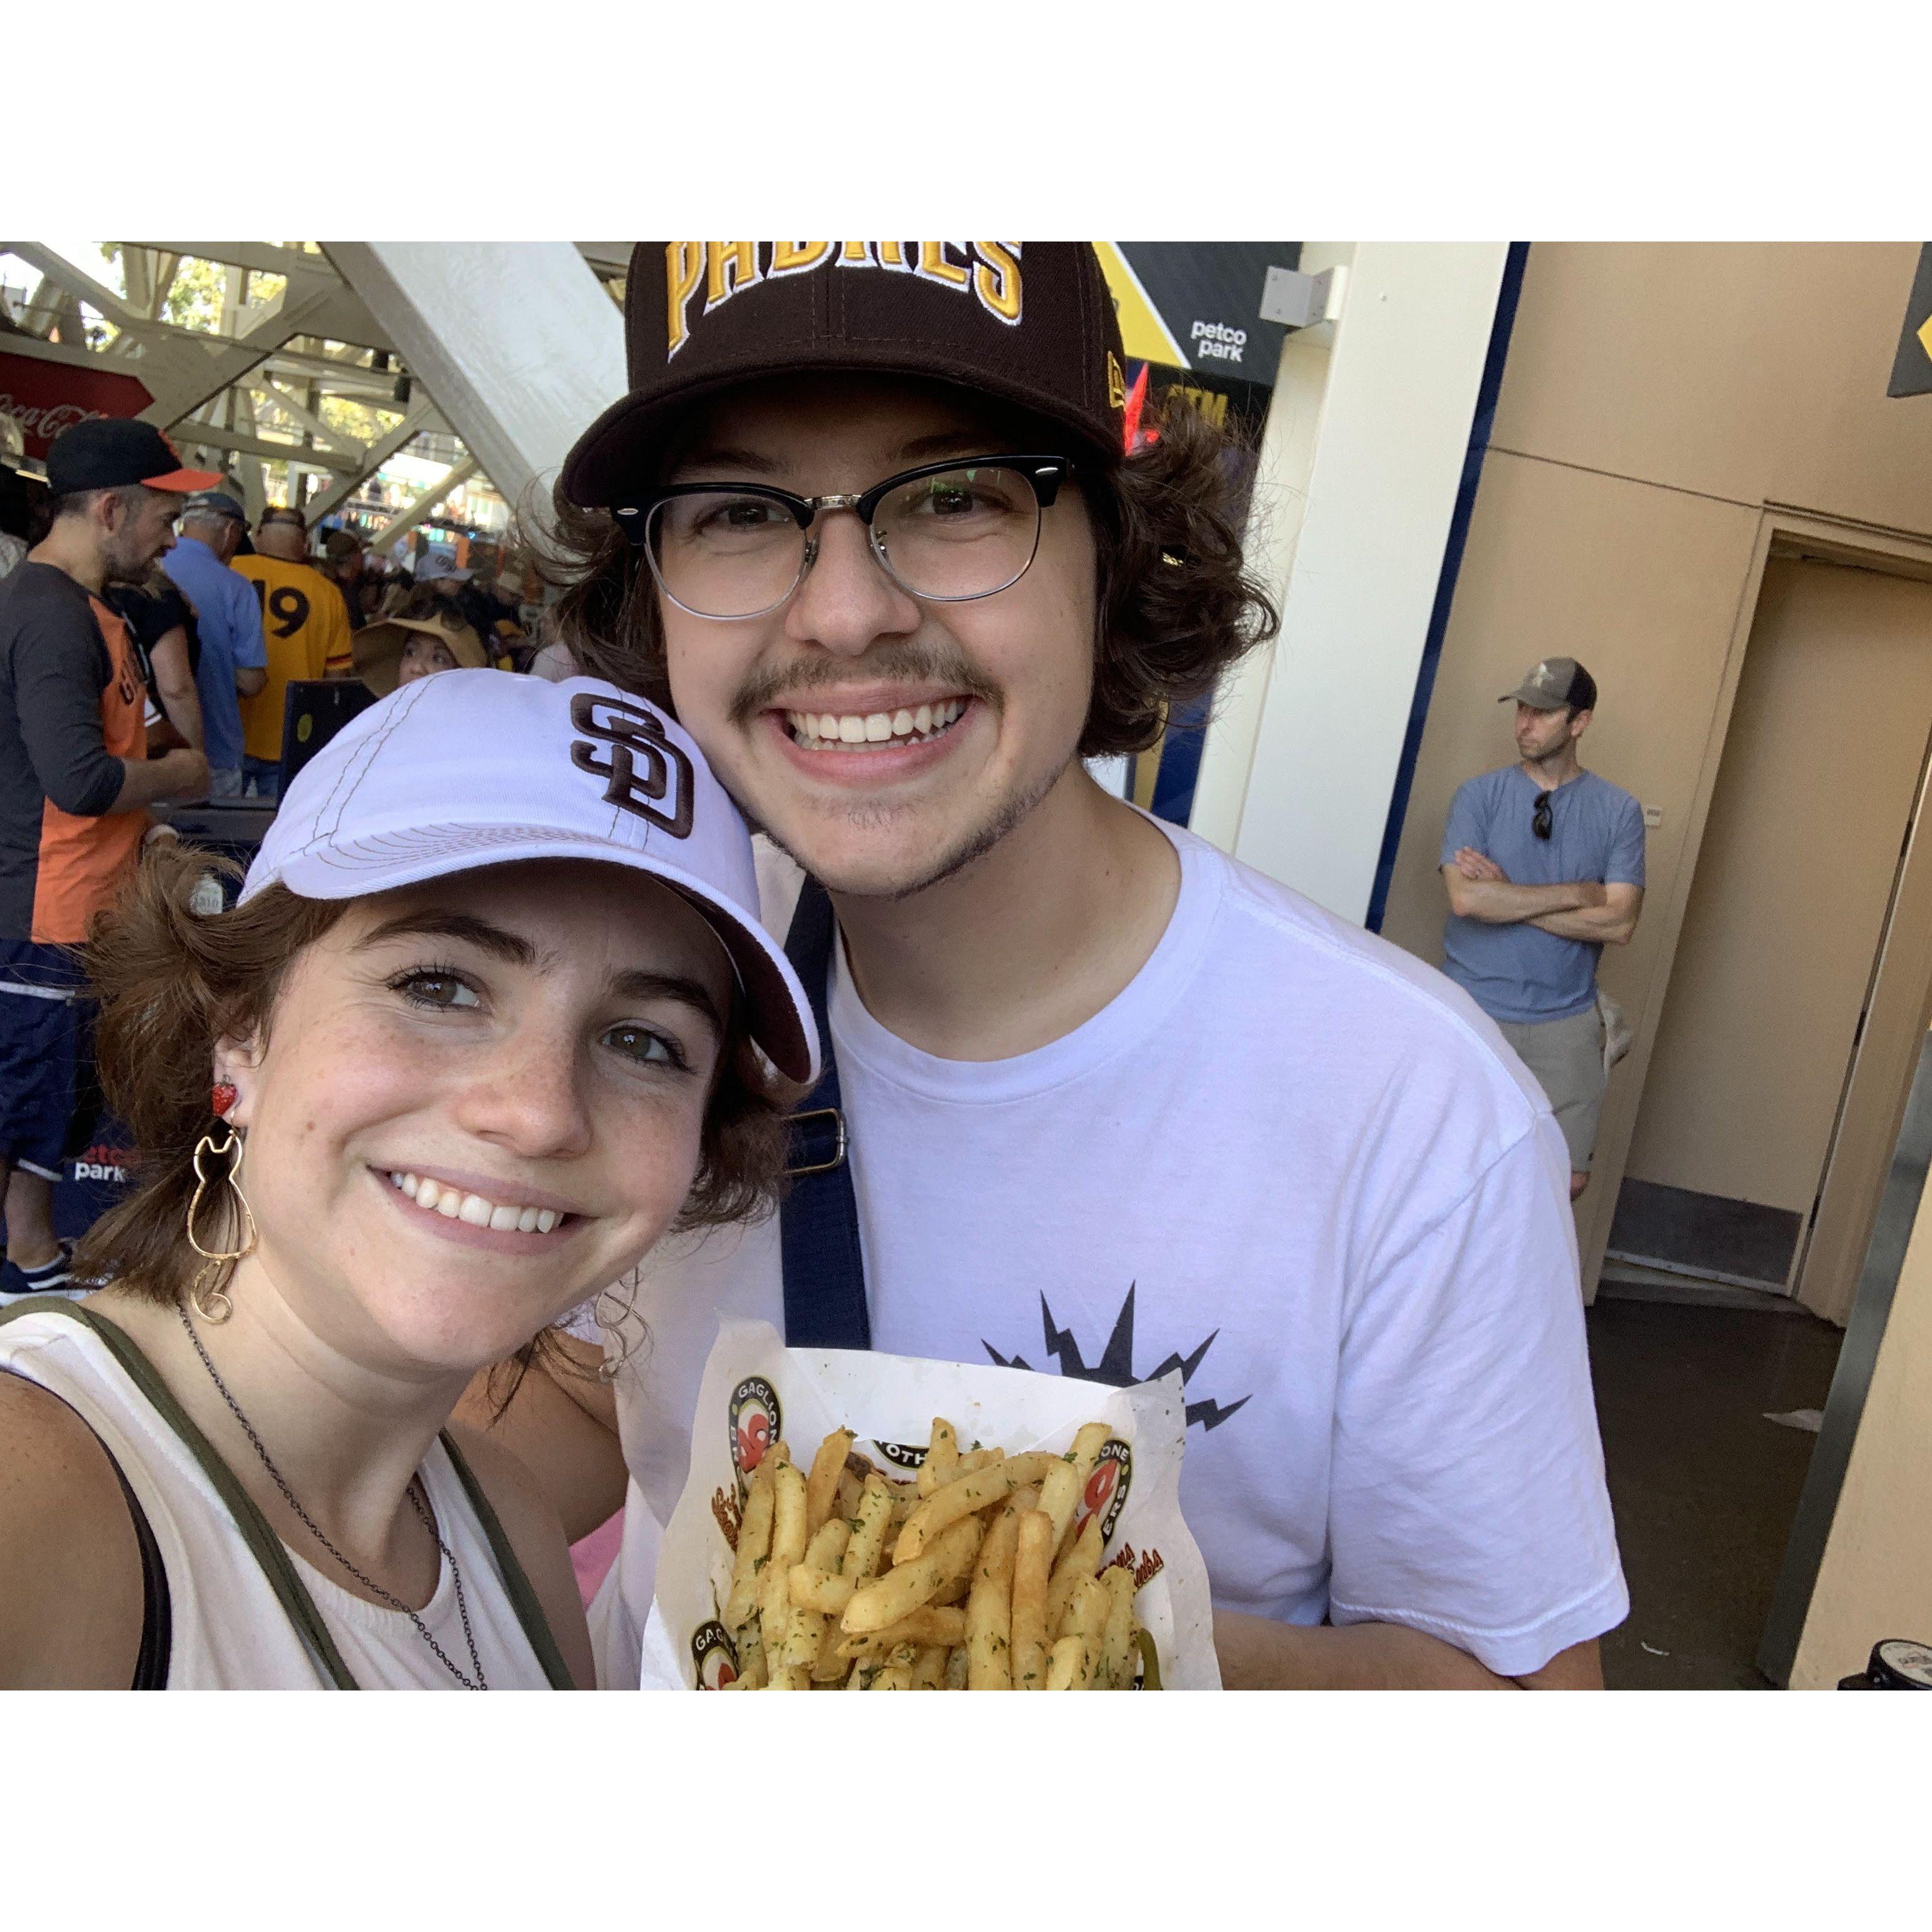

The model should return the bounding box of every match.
[1441,659,1645,1201]
[0,420,210,1300]
[473,243,1625,1688]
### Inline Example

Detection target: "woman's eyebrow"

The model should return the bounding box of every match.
[610,969,725,1037]
[357,910,538,966]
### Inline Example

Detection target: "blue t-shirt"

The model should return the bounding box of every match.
[160,537,266,774]
[1439,766,1645,1025]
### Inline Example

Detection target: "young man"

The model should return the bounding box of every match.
[0,419,211,1300]
[232,507,354,798]
[476,243,1626,1689]
[159,489,266,796]
[1441,658,1645,1201]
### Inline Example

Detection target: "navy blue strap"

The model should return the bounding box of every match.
[780,879,872,1350]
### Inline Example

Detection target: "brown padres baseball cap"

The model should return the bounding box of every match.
[559,243,1129,507]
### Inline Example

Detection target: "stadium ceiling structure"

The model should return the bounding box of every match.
[0,242,629,551]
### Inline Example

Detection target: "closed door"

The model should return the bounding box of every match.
[1624,557,1932,1265]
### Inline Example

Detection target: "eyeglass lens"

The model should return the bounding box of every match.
[646,464,1045,619]
[1532,793,1553,839]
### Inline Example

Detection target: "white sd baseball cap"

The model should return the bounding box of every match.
[242,670,817,1085]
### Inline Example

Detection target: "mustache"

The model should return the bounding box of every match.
[729,641,1001,724]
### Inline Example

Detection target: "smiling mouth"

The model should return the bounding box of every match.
[385,1169,572,1234]
[781,698,969,753]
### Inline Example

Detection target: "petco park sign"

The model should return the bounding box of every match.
[0,349,155,459]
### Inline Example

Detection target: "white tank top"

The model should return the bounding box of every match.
[0,1302,569,1690]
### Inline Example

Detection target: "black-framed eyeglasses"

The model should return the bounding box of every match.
[1532,791,1553,840]
[612,454,1072,621]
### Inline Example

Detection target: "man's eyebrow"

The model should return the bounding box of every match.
[610,969,726,1037]
[666,445,786,481]
[895,429,1014,462]
[355,910,539,966]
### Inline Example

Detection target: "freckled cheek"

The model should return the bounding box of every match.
[608,1089,713,1223]
[253,1019,454,1171]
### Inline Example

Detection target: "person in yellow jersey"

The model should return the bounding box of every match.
[232,509,353,800]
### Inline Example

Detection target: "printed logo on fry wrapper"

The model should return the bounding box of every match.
[1076,1438,1132,1546]
[728,1375,780,1488]
[690,1619,739,1689]
[873,1440,928,1472]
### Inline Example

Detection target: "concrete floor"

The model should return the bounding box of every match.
[1585,1293,1844,1689]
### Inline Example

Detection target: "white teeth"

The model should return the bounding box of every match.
[389,1170,565,1233]
[788,699,969,751]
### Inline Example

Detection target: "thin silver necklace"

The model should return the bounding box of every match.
[176,1301,489,1690]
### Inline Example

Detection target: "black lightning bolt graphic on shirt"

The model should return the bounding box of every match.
[984,1285,1253,1433]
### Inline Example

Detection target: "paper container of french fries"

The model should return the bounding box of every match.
[637,1319,1221,1690]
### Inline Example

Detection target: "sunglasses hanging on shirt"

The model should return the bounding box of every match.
[1532,791,1553,840]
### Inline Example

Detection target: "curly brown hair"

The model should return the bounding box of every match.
[73,843,790,1316]
[537,395,1279,756]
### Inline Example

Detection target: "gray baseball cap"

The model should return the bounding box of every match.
[181,487,250,525]
[1501,656,1597,713]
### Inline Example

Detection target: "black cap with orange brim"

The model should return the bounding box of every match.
[45,417,224,497]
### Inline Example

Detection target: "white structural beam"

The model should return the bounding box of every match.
[1192,243,1510,926]
[249,375,365,458]
[326,242,625,514]
[299,402,442,522]
[168,420,364,473]
[367,456,479,555]
[141,242,327,280]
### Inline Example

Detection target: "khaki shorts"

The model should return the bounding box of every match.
[1497,1007,1607,1173]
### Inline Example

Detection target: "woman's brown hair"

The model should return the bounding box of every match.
[536,394,1280,755]
[73,841,791,1312]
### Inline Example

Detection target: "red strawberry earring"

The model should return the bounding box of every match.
[211,1083,238,1118]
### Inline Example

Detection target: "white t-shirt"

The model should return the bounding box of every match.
[592,820,1627,1684]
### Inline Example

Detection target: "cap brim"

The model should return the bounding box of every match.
[561,351,1122,507]
[262,830,818,1086]
[1500,688,1563,708]
[144,466,227,493]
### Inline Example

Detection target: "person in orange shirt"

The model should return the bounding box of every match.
[232,509,354,800]
[0,420,211,1301]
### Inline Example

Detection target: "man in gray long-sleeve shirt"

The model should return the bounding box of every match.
[0,420,211,1301]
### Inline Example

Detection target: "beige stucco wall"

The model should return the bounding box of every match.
[1376,242,1932,1302]
[1789,1127,1932,1687]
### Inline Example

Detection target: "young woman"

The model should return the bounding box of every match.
[0,669,815,1688]
[352,608,491,694]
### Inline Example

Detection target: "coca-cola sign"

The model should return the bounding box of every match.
[0,350,155,460]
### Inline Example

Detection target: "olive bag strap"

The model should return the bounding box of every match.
[0,1297,360,1689]
[437,1431,575,1689]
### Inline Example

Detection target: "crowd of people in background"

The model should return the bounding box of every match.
[0,418,537,1303]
